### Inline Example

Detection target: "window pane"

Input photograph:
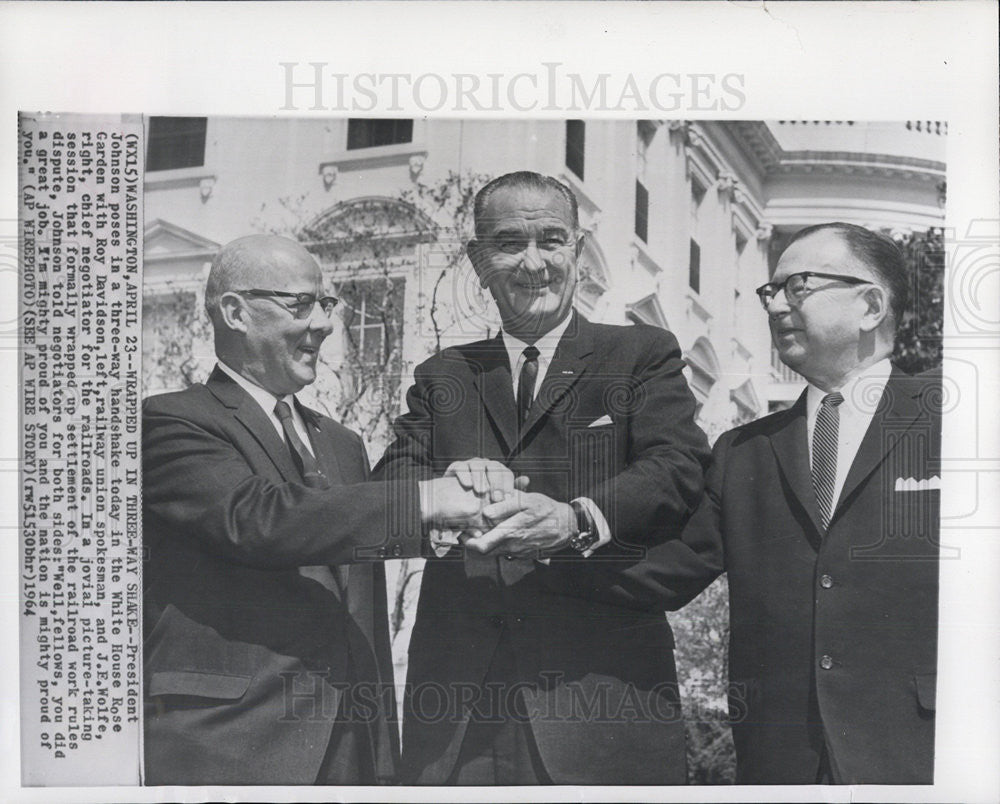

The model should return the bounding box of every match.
[689,238,701,293]
[337,277,404,369]
[565,120,585,179]
[347,119,414,150]
[635,180,649,243]
[147,117,207,172]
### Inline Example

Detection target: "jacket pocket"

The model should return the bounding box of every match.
[148,670,252,701]
[914,671,936,712]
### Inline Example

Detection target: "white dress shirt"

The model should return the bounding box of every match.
[499,315,611,553]
[805,357,892,520]
[502,313,574,402]
[216,361,316,457]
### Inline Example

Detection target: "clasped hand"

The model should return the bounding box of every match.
[420,459,575,558]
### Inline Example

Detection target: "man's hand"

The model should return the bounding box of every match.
[462,492,576,558]
[445,458,529,502]
[419,474,527,532]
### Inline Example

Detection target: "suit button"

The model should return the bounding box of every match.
[820,574,833,589]
[391,544,402,557]
[376,547,387,558]
[489,616,504,628]
[820,655,834,670]
[514,616,525,625]
[503,554,516,561]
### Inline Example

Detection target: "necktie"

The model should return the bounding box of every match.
[274,399,346,594]
[517,345,540,428]
[274,399,327,488]
[811,391,844,531]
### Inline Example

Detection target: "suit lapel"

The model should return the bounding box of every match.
[768,392,825,542]
[518,315,592,444]
[205,368,302,484]
[471,336,520,453]
[832,369,922,522]
[207,370,347,601]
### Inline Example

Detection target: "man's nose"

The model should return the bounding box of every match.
[765,287,792,317]
[307,303,335,336]
[519,240,546,272]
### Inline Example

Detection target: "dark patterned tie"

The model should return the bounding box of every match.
[811,391,844,531]
[517,345,540,428]
[274,399,328,488]
[274,399,345,594]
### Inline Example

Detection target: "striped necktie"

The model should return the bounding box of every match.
[274,399,346,594]
[811,391,844,531]
[274,399,327,488]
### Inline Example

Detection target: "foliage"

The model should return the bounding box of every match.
[893,227,944,374]
[141,289,213,394]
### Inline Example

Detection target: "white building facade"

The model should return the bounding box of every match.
[143,118,946,442]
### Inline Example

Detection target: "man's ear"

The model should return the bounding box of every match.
[467,238,488,288]
[859,285,890,333]
[218,291,250,334]
[574,230,586,259]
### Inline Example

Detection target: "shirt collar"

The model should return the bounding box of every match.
[500,312,574,374]
[806,357,893,420]
[216,360,296,418]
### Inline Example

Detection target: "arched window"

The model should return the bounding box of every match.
[300,197,437,445]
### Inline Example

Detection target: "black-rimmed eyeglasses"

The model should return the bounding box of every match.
[755,271,873,310]
[236,289,339,319]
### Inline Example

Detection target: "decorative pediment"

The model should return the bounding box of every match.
[143,219,219,288]
[144,219,219,262]
[687,336,721,380]
[730,378,762,419]
[626,294,669,330]
[578,236,611,292]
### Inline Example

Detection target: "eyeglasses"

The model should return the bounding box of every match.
[236,289,339,319]
[755,271,873,310]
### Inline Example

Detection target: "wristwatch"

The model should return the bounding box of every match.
[568,499,600,554]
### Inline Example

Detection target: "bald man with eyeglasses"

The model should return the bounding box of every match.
[141,235,523,786]
[581,222,942,784]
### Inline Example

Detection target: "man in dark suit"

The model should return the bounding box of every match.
[376,172,713,785]
[593,223,941,784]
[142,235,516,785]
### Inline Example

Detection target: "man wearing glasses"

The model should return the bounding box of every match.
[591,222,942,784]
[141,235,519,785]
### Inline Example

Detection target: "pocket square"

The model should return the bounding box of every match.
[588,415,613,428]
[894,475,941,491]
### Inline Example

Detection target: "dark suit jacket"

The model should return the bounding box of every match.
[375,314,712,785]
[596,368,941,785]
[142,368,422,785]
